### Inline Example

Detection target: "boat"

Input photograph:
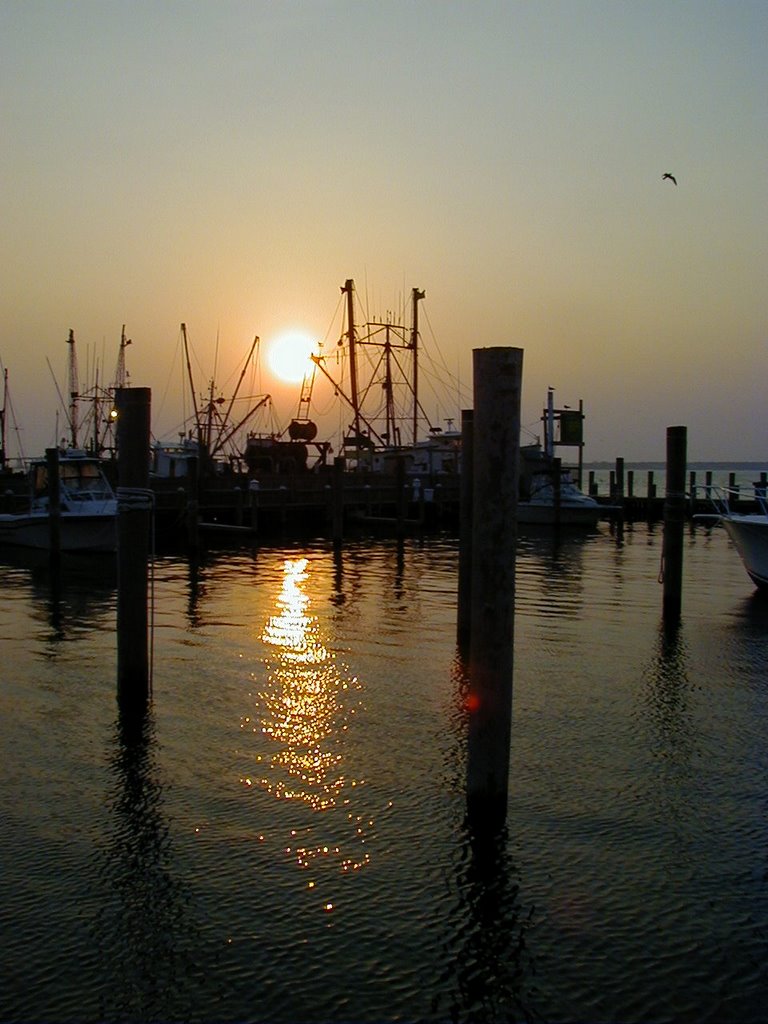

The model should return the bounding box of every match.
[515,389,605,527]
[518,443,602,527]
[703,484,768,589]
[0,449,117,552]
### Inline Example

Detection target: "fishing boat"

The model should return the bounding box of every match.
[0,449,117,552]
[518,444,602,527]
[704,484,768,589]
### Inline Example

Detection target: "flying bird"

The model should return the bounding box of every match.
[662,172,677,185]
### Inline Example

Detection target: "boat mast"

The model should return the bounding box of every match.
[342,279,361,439]
[66,329,79,449]
[383,325,395,444]
[0,367,7,469]
[115,325,131,389]
[92,363,100,454]
[411,288,425,446]
[181,323,202,444]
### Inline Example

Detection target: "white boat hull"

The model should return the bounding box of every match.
[723,516,768,589]
[0,511,116,553]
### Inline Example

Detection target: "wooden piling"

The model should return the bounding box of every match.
[553,457,562,528]
[46,447,61,559]
[615,458,625,501]
[332,456,345,547]
[728,472,739,510]
[662,426,686,624]
[457,408,474,646]
[186,455,199,549]
[249,480,259,531]
[466,347,523,828]
[395,455,407,536]
[116,387,152,705]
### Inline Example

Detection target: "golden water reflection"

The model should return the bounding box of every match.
[241,557,371,878]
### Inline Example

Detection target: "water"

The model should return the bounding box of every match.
[1,522,767,1023]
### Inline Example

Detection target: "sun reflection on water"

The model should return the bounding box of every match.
[241,557,374,886]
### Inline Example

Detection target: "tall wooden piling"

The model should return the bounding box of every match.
[332,456,345,546]
[46,447,61,559]
[395,454,406,537]
[186,455,200,549]
[466,347,523,827]
[116,387,152,705]
[662,425,687,624]
[457,409,474,646]
[615,458,625,501]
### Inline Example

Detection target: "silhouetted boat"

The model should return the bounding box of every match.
[0,449,117,552]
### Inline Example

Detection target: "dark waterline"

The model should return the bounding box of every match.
[0,523,766,1023]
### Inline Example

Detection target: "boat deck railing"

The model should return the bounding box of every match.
[695,483,768,518]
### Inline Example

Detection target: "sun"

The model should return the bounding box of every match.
[267,331,317,384]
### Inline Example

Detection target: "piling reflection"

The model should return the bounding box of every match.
[93,705,201,1022]
[638,621,698,840]
[440,650,538,1021]
[0,549,117,646]
[435,821,537,1023]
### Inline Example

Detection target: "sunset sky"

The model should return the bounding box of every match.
[2,0,766,462]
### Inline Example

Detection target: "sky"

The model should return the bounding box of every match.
[1,0,766,462]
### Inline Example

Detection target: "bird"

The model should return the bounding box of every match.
[662,172,677,185]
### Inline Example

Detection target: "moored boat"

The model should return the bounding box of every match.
[0,449,117,552]
[704,484,768,589]
[517,443,603,527]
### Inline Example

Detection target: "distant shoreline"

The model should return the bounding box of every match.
[584,461,766,471]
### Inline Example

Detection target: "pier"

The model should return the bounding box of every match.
[141,460,766,540]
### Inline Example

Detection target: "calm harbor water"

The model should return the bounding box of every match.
[1,520,766,1023]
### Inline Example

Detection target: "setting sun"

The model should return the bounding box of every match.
[267,331,317,384]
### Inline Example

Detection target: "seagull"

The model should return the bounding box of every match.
[662,172,677,185]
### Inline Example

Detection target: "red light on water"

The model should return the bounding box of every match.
[466,692,480,713]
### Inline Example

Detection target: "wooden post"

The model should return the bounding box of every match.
[249,479,259,530]
[332,457,344,547]
[467,347,523,828]
[46,447,61,559]
[395,455,407,536]
[116,387,152,706]
[457,409,474,647]
[186,455,199,549]
[627,470,634,498]
[662,426,686,624]
[588,470,596,496]
[615,458,625,501]
[553,456,562,528]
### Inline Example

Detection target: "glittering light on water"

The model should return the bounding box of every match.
[250,558,363,815]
